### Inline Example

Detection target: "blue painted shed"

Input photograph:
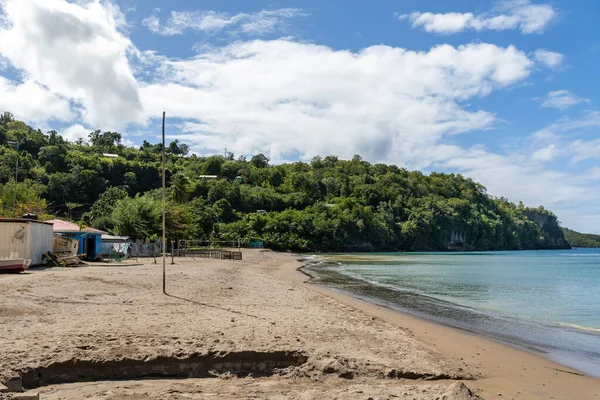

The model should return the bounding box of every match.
[48,219,107,260]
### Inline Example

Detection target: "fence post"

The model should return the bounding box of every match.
[171,240,175,265]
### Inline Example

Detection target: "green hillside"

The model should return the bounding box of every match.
[0,111,570,252]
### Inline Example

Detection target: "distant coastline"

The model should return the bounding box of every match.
[562,228,600,248]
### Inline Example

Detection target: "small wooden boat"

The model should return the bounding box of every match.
[0,258,32,272]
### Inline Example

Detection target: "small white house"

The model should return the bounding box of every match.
[0,219,53,265]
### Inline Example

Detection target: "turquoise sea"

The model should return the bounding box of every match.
[303,248,600,377]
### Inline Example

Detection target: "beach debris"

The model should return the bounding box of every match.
[318,357,358,379]
[440,382,477,399]
[11,392,40,400]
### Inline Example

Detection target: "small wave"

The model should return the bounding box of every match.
[331,269,600,335]
[302,255,341,266]
[555,322,600,334]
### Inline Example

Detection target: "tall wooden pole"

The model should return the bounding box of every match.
[162,111,167,294]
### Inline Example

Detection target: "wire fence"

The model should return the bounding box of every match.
[177,239,242,260]
[177,239,241,250]
[130,239,163,259]
[97,239,245,263]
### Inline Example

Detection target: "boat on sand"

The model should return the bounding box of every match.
[0,258,32,272]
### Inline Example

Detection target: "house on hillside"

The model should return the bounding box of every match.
[47,219,107,260]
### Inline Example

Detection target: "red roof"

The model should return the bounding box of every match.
[47,219,107,235]
[85,227,107,234]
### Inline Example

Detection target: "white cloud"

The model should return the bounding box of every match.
[533,49,564,69]
[398,0,557,35]
[442,148,591,207]
[533,111,600,140]
[588,167,600,180]
[531,144,559,161]
[0,0,144,129]
[61,124,91,142]
[140,40,534,166]
[540,90,589,109]
[530,111,600,163]
[0,76,75,123]
[142,8,306,36]
[568,139,600,163]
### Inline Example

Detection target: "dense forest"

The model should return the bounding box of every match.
[0,111,572,252]
[561,228,600,248]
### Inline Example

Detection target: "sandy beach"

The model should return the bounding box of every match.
[1,250,599,399]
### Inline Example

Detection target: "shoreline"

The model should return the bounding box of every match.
[2,249,599,399]
[298,255,600,378]
[282,253,600,399]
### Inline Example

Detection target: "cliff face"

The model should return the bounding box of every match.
[523,209,571,249]
[436,209,571,251]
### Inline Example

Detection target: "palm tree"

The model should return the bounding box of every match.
[171,172,191,204]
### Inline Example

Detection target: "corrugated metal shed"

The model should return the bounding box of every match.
[0,219,53,265]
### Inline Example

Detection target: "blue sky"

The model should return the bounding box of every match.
[0,0,599,233]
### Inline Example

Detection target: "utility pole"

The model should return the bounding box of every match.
[161,112,167,295]
[171,240,175,265]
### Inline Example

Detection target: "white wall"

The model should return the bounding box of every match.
[0,220,53,265]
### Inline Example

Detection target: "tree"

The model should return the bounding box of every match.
[46,172,78,205]
[168,140,190,156]
[89,130,122,151]
[0,111,14,126]
[250,153,270,168]
[112,194,161,241]
[202,156,223,176]
[83,187,128,226]
[171,172,191,204]
[123,171,138,194]
[0,179,48,218]
[39,145,68,173]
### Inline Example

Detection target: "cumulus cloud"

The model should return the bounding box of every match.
[398,0,557,34]
[142,8,306,36]
[540,90,589,109]
[0,76,74,123]
[533,50,564,69]
[61,124,91,143]
[140,40,535,166]
[0,0,144,129]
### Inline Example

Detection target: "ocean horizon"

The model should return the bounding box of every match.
[303,248,600,378]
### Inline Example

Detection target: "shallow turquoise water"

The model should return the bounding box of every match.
[306,248,600,377]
